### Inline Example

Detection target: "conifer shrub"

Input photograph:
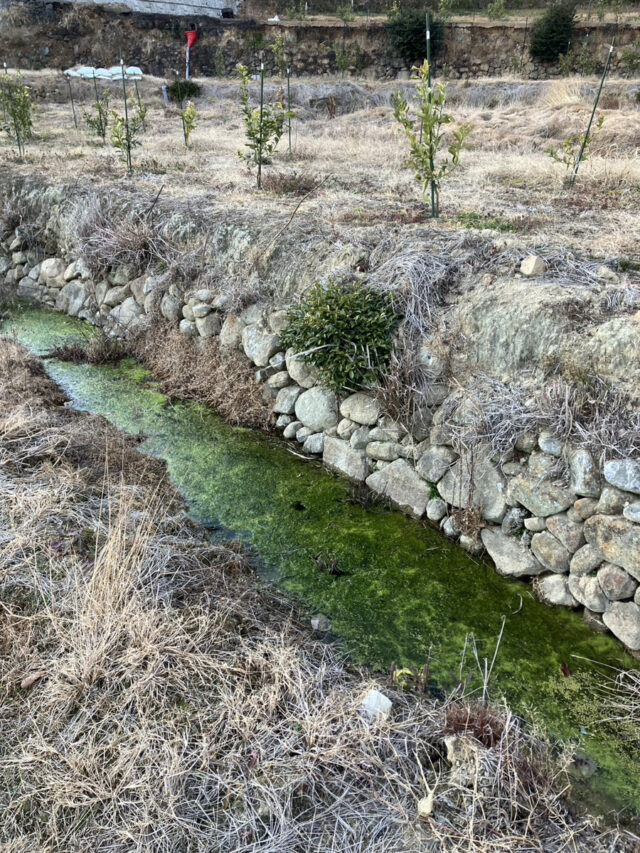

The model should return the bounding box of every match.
[387,7,443,68]
[530,2,576,63]
[280,280,401,392]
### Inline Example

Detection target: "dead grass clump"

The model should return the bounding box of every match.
[262,170,321,196]
[130,320,273,430]
[70,191,175,278]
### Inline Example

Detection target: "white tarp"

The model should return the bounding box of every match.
[64,66,143,80]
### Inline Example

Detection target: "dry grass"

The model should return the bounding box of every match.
[129,318,273,430]
[2,71,640,257]
[1,337,636,852]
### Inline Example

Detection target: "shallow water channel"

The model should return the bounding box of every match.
[3,305,639,820]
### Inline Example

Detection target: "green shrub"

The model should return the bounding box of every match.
[280,280,400,392]
[167,79,201,103]
[386,8,443,68]
[1,71,34,156]
[530,2,576,63]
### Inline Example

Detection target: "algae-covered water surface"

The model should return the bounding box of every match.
[3,305,639,819]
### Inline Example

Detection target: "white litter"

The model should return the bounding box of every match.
[361,689,392,722]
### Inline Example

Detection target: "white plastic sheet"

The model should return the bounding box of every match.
[64,65,143,80]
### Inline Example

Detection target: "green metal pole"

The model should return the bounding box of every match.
[120,59,132,175]
[570,40,613,186]
[134,79,145,132]
[92,70,104,141]
[258,61,264,189]
[66,76,78,129]
[426,11,437,218]
[287,65,292,156]
[1,62,7,124]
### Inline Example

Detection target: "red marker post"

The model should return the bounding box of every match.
[185,30,198,81]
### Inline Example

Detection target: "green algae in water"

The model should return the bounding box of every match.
[3,304,639,818]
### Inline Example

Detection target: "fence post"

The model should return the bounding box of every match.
[570,40,614,186]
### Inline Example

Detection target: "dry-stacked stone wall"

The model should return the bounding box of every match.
[2,230,640,654]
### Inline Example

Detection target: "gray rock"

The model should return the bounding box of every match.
[426,498,447,522]
[196,313,222,337]
[311,613,331,632]
[602,601,640,650]
[570,544,604,576]
[240,304,264,325]
[285,348,319,389]
[160,292,183,323]
[584,514,640,580]
[27,263,41,281]
[459,534,483,554]
[109,265,132,286]
[583,609,608,634]
[366,459,432,518]
[275,414,292,429]
[528,451,560,477]
[219,314,245,350]
[545,513,585,553]
[274,385,303,415]
[507,473,575,517]
[623,503,640,524]
[63,258,91,282]
[192,302,212,319]
[368,425,404,443]
[416,445,458,483]
[442,516,460,539]
[55,281,87,316]
[480,527,545,578]
[193,288,217,303]
[566,507,583,524]
[323,436,369,482]
[597,564,638,601]
[501,507,527,535]
[337,418,357,439]
[242,324,281,367]
[303,433,324,454]
[295,427,312,443]
[524,517,546,532]
[568,447,601,497]
[438,445,508,523]
[595,485,634,515]
[266,371,291,390]
[520,255,546,277]
[268,309,289,334]
[531,531,571,573]
[366,441,402,462]
[16,278,42,301]
[574,498,599,520]
[269,351,286,370]
[283,420,302,440]
[536,575,579,608]
[102,284,131,308]
[604,458,640,495]
[111,297,143,328]
[39,257,65,285]
[178,318,198,337]
[538,431,563,457]
[515,431,537,453]
[340,393,380,426]
[350,425,370,449]
[568,575,608,612]
[295,387,339,433]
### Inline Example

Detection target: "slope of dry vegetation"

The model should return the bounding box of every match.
[0,338,638,851]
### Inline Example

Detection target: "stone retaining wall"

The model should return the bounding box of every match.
[2,228,640,655]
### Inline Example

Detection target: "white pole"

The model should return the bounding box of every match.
[186,46,190,81]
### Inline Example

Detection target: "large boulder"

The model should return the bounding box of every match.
[110,296,143,328]
[323,436,369,482]
[531,531,571,573]
[366,458,432,518]
[480,528,545,578]
[603,458,640,495]
[416,445,458,483]
[55,281,87,316]
[584,514,640,580]
[39,257,66,287]
[102,284,131,308]
[602,601,640,650]
[295,387,339,433]
[242,324,280,367]
[507,473,575,517]
[160,292,183,323]
[438,446,507,523]
[285,348,319,389]
[339,393,380,426]
[219,314,245,349]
